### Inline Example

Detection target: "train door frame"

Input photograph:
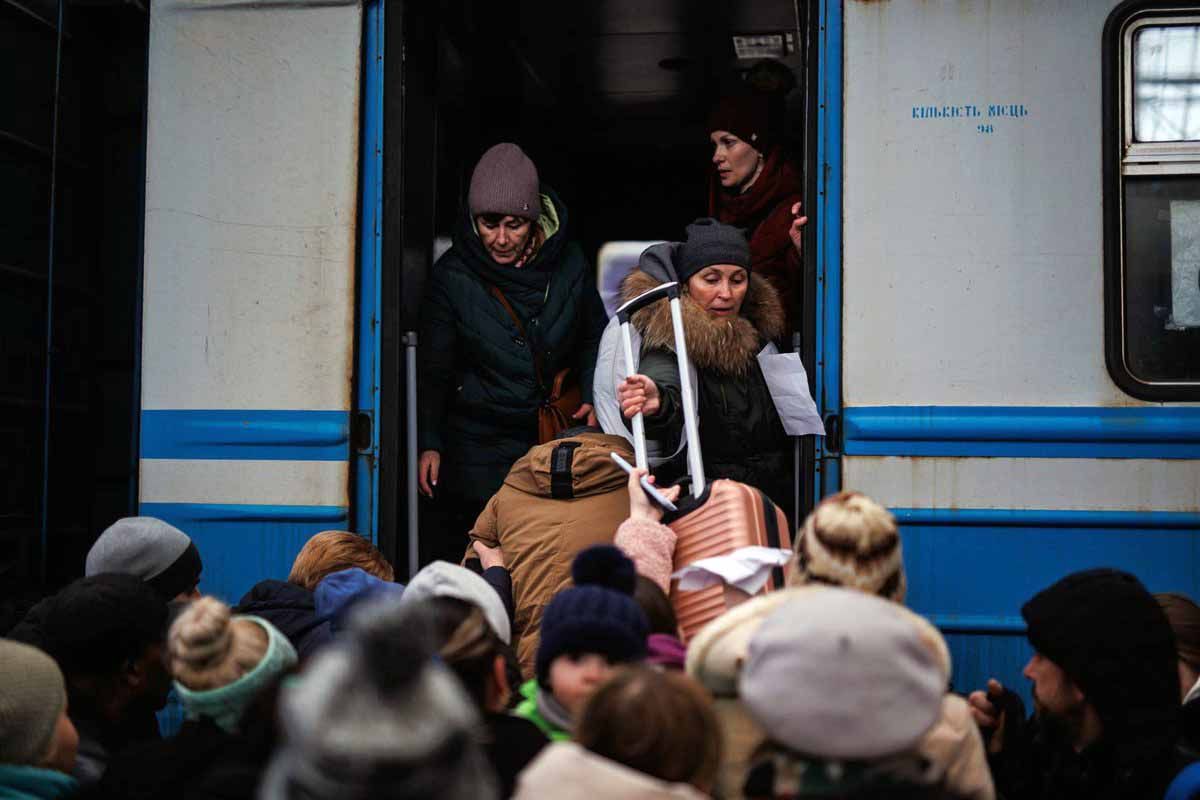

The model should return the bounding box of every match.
[378,0,440,577]
[808,0,843,508]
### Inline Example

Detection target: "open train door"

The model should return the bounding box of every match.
[137,0,370,603]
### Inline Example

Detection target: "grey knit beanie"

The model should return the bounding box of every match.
[86,517,202,600]
[676,218,751,283]
[468,143,540,220]
[739,588,946,760]
[0,639,67,766]
[402,561,511,645]
[259,597,498,800]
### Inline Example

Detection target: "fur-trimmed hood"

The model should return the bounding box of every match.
[620,265,785,376]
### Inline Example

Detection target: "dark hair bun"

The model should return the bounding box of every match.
[572,546,637,596]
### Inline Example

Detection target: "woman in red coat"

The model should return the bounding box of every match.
[707,94,807,331]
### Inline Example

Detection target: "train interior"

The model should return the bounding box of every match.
[383,0,816,563]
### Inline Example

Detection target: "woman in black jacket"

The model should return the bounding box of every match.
[417,143,606,564]
[616,218,792,519]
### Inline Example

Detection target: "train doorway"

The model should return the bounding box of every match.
[377,0,822,574]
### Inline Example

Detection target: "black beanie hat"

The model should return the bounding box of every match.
[1022,568,1178,739]
[41,574,168,677]
[677,218,751,284]
[536,546,648,686]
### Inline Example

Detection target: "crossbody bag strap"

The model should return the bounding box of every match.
[487,283,546,389]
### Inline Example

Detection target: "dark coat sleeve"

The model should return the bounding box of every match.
[983,689,1040,799]
[573,253,607,404]
[637,347,684,437]
[417,270,458,453]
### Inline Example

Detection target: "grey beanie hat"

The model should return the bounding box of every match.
[676,218,751,283]
[258,597,498,800]
[0,639,67,766]
[402,561,511,644]
[468,143,541,220]
[86,517,201,600]
[739,588,946,760]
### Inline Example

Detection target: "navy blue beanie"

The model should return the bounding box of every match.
[536,546,649,686]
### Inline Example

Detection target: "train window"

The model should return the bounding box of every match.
[1104,9,1200,399]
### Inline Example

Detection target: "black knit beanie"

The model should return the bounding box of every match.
[676,218,751,284]
[40,574,168,677]
[1021,568,1178,739]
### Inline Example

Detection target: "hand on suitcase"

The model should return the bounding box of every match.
[627,467,681,523]
[618,375,661,419]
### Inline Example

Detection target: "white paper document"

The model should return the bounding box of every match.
[671,546,794,595]
[757,351,827,437]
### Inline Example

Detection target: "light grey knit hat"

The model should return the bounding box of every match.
[258,597,498,800]
[0,639,67,766]
[739,588,947,760]
[402,561,511,644]
[86,517,202,600]
[468,143,540,220]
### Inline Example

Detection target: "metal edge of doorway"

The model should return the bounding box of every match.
[813,0,843,503]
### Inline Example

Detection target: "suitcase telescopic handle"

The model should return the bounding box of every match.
[615,280,705,498]
[615,281,681,323]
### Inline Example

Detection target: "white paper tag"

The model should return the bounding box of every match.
[671,546,794,595]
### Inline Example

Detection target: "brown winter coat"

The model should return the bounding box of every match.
[469,432,634,677]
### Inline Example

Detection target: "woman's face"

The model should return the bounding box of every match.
[710,130,762,191]
[687,265,749,319]
[476,215,533,265]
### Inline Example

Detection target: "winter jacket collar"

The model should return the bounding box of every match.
[0,765,77,800]
[513,742,709,800]
[620,266,785,376]
[502,432,632,499]
[234,580,332,660]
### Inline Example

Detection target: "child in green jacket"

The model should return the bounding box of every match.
[514,546,649,740]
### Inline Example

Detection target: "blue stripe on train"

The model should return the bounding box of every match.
[140,409,350,461]
[895,506,1200,705]
[845,406,1200,458]
[140,502,349,604]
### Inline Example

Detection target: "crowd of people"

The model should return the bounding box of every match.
[4,474,1200,799]
[4,92,1198,800]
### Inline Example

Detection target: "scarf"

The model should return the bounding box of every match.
[536,686,574,734]
[708,146,802,267]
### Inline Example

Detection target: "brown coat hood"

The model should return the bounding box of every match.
[503,432,632,498]
[471,431,634,677]
[620,268,785,377]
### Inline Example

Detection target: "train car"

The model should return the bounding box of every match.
[832,0,1200,695]
[9,0,1198,701]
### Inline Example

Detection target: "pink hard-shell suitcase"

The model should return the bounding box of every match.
[616,282,792,642]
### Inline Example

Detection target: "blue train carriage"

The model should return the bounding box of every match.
[137,0,377,605]
[828,0,1200,698]
[131,0,1200,703]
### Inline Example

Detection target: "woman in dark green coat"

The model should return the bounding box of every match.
[615,218,792,521]
[417,144,606,564]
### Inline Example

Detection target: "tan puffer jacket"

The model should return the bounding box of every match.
[469,431,633,677]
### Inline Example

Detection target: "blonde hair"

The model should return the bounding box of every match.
[168,596,269,691]
[787,491,906,603]
[287,530,394,591]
